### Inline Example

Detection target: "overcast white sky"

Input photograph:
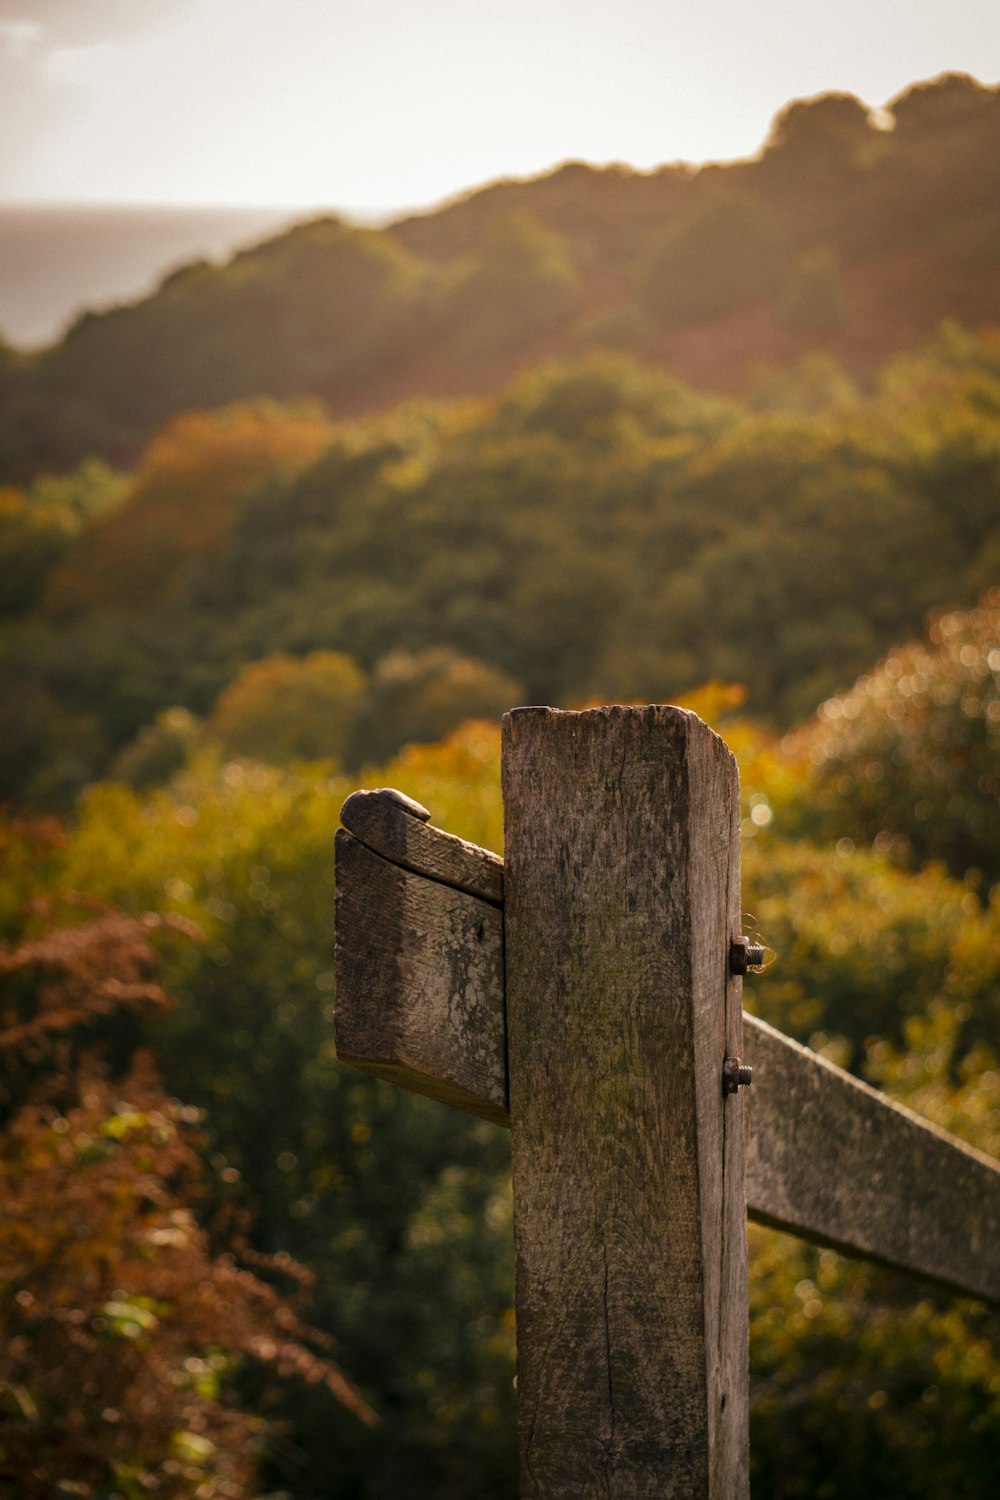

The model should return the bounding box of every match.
[2,0,999,215]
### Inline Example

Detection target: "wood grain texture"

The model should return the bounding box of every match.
[340,787,504,904]
[743,1013,1000,1303]
[334,829,507,1124]
[501,705,748,1499]
[334,806,1000,1305]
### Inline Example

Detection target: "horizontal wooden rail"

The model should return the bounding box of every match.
[334,790,1000,1305]
[742,1014,1000,1302]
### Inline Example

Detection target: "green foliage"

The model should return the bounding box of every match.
[42,735,517,1495]
[110,707,203,788]
[0,460,124,616]
[42,402,332,618]
[798,593,1000,882]
[749,1004,1000,1499]
[4,92,1000,1487]
[6,335,1000,806]
[2,657,1000,1496]
[742,837,999,1058]
[207,649,366,767]
[349,648,521,768]
[437,210,582,360]
[749,1225,1000,1499]
[747,352,859,415]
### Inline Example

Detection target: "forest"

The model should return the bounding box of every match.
[1,70,999,1500]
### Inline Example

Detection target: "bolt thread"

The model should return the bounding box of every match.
[737,1063,753,1088]
[745,943,766,970]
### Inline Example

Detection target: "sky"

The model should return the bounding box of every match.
[1,0,1000,217]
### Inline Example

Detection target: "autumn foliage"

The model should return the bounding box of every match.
[42,403,332,617]
[0,870,372,1500]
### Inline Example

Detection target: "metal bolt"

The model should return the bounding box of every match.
[729,937,766,974]
[723,1057,753,1095]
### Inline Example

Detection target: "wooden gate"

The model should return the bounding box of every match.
[334,705,1000,1497]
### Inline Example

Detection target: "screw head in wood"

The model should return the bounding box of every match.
[723,1057,753,1095]
[729,936,766,975]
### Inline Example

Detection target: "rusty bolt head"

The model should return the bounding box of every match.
[730,937,766,975]
[723,1057,753,1095]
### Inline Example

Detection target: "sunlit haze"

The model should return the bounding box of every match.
[1,0,999,216]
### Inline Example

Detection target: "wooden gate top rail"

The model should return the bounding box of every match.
[334,788,1000,1306]
[340,788,504,904]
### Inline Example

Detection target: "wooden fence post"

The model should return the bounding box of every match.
[501,705,748,1498]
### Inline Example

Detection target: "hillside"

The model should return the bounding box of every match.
[3,327,999,808]
[0,204,304,349]
[2,72,1000,482]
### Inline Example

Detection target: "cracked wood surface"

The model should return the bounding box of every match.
[333,784,1000,1307]
[501,706,748,1498]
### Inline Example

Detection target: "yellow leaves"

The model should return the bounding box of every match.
[99,1297,162,1341]
[170,1429,216,1463]
[372,719,503,853]
[207,650,366,768]
[99,1109,174,1145]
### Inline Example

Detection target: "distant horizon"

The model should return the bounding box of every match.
[0,147,723,226]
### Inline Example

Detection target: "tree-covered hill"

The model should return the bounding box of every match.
[3,72,1000,481]
[2,329,998,808]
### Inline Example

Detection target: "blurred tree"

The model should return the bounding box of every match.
[889,72,998,136]
[0,461,125,616]
[47,746,519,1498]
[110,706,204,789]
[206,650,367,768]
[4,341,1000,804]
[439,211,582,359]
[764,92,875,171]
[639,189,790,325]
[798,592,1000,882]
[350,649,521,767]
[776,247,852,337]
[747,353,858,415]
[3,698,998,1497]
[42,403,332,617]
[0,862,372,1500]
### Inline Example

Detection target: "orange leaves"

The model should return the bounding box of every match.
[42,403,333,617]
[0,856,372,1497]
[0,906,193,1066]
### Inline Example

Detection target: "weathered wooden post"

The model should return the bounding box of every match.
[502,706,748,1497]
[335,703,1000,1496]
